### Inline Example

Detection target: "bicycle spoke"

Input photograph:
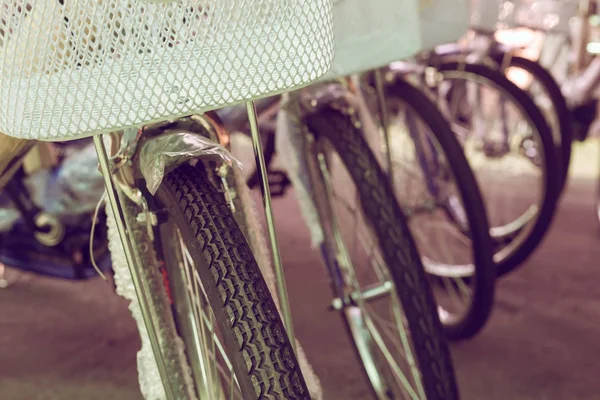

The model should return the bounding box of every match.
[363,312,423,400]
[178,233,241,398]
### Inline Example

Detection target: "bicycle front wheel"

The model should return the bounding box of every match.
[365,76,496,340]
[109,163,309,399]
[304,106,459,400]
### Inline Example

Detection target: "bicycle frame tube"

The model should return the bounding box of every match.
[500,95,511,144]
[245,100,297,347]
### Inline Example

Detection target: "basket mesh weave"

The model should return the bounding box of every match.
[0,0,334,140]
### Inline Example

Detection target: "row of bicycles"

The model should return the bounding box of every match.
[0,0,597,399]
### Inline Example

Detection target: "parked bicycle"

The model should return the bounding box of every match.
[0,1,336,398]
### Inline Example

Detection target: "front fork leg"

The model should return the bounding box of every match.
[93,135,177,400]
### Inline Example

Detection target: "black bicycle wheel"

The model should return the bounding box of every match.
[110,163,310,399]
[304,107,459,399]
[433,61,561,276]
[495,55,573,192]
[373,77,496,340]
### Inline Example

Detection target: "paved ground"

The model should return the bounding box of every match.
[2,146,600,399]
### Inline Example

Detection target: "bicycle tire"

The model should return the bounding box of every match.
[305,108,459,400]
[495,55,573,192]
[384,78,496,340]
[435,61,561,277]
[110,163,310,399]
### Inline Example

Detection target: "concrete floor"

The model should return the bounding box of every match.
[1,161,600,399]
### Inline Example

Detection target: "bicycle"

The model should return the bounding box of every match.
[276,80,460,399]
[0,1,336,398]
[475,0,600,241]
[467,0,579,190]
[223,0,475,393]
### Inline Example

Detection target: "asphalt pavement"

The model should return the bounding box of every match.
[1,146,600,400]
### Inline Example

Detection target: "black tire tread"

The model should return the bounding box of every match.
[158,165,309,399]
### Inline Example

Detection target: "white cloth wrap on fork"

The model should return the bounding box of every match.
[106,205,196,400]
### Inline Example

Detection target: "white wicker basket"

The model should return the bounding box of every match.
[321,0,469,80]
[471,0,579,34]
[0,0,334,140]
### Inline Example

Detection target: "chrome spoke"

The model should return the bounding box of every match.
[388,296,425,399]
[177,232,241,398]
[440,274,462,310]
[454,276,472,300]
[177,232,214,398]
[364,313,422,400]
